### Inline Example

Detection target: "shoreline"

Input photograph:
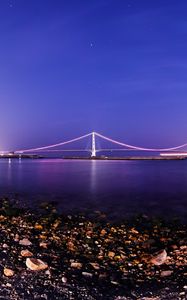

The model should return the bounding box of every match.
[0,156,186,160]
[63,156,187,160]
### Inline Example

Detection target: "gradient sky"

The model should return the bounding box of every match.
[1,0,187,151]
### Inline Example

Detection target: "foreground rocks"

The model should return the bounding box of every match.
[0,198,186,299]
[26,258,48,271]
[3,268,14,277]
[150,249,167,265]
[21,249,33,257]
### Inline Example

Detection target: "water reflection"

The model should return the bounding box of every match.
[7,158,12,183]
[0,159,187,221]
[90,160,97,193]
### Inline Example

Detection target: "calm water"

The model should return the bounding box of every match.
[0,158,187,220]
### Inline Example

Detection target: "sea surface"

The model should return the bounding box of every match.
[0,158,187,221]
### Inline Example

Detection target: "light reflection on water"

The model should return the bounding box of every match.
[0,158,187,221]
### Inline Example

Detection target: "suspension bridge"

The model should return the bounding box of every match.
[1,131,186,159]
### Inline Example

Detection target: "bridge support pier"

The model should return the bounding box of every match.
[91,132,96,157]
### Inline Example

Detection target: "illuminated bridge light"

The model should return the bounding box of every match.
[5,131,187,158]
[160,153,187,157]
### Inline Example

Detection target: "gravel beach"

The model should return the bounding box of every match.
[0,198,186,300]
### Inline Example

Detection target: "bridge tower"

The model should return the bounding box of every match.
[91,131,96,157]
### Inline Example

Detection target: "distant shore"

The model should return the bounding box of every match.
[63,156,187,160]
[0,154,186,160]
[0,154,42,159]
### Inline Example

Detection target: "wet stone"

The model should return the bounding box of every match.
[71,262,82,269]
[82,272,93,278]
[160,270,173,277]
[150,249,167,266]
[26,258,48,271]
[19,238,32,246]
[39,242,48,248]
[4,268,14,277]
[0,197,186,299]
[62,276,67,283]
[21,249,33,257]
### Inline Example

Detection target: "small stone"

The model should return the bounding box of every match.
[39,242,48,249]
[21,250,33,257]
[90,262,100,270]
[3,244,8,248]
[14,234,19,242]
[108,251,115,258]
[34,224,43,230]
[130,228,139,234]
[100,229,107,236]
[111,280,119,285]
[45,270,51,276]
[19,238,32,246]
[62,276,67,283]
[82,272,93,278]
[99,273,107,279]
[160,270,173,277]
[6,283,12,287]
[67,241,75,251]
[71,262,82,269]
[171,245,178,250]
[26,258,48,271]
[0,215,6,221]
[180,245,187,250]
[4,268,14,277]
[150,249,167,266]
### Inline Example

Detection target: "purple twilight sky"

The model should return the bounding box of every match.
[0,0,187,151]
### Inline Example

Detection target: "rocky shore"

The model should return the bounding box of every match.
[0,198,186,300]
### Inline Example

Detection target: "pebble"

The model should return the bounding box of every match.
[26,258,48,271]
[19,238,32,246]
[6,283,12,287]
[111,281,119,285]
[160,270,173,277]
[45,270,51,276]
[0,197,186,299]
[4,268,15,277]
[39,242,48,248]
[21,249,33,257]
[90,262,100,270]
[62,276,67,283]
[150,249,167,266]
[82,272,93,278]
[14,234,19,242]
[108,251,115,258]
[71,262,82,269]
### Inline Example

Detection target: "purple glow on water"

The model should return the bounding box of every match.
[0,159,187,221]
